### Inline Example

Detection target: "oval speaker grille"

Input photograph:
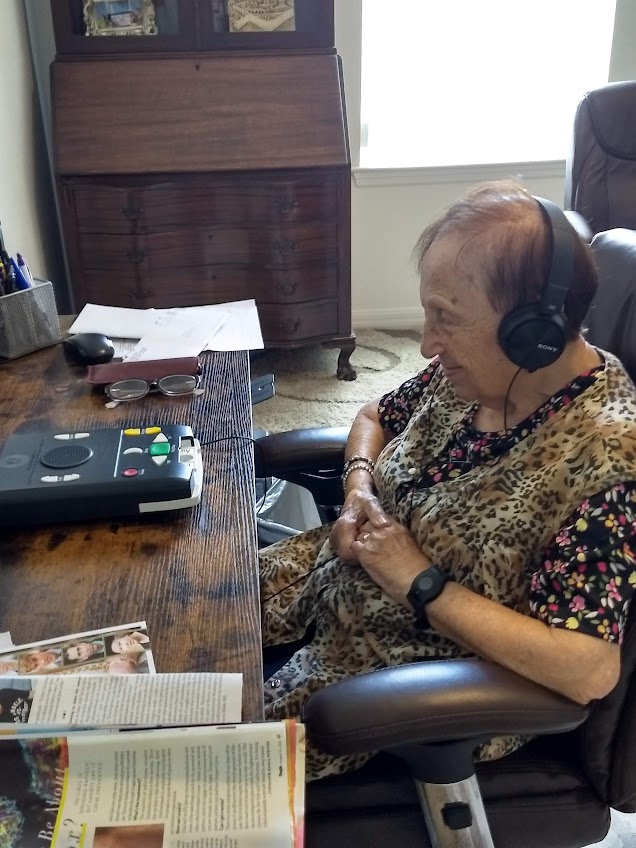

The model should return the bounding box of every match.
[41,445,93,469]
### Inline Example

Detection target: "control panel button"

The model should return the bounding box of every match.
[122,468,139,477]
[149,443,170,457]
[152,433,169,443]
[63,474,81,481]
[41,475,60,482]
[151,455,167,466]
[144,427,161,435]
[124,428,141,436]
[54,434,71,440]
[123,447,144,455]
[74,433,90,439]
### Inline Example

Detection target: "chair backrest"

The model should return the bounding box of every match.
[565,80,636,235]
[577,599,636,811]
[579,224,636,809]
[586,228,636,384]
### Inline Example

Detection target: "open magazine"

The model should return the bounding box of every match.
[0,623,156,677]
[0,721,305,848]
[0,625,306,846]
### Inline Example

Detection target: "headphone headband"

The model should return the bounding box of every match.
[534,197,576,318]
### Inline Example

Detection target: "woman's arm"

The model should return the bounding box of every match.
[333,362,441,561]
[353,515,630,705]
[330,399,391,561]
[425,581,620,705]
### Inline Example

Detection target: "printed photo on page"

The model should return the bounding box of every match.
[0,622,156,678]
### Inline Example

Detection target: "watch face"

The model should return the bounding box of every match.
[408,567,450,612]
[419,574,434,591]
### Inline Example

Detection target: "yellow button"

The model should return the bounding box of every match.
[123,428,141,436]
[144,427,161,435]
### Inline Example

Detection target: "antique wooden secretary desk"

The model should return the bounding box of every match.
[50,0,355,379]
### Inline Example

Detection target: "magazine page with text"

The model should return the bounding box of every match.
[0,721,305,848]
[0,673,243,734]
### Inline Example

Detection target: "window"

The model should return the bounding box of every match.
[360,0,617,169]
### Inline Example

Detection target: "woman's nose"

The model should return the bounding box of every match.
[420,318,442,359]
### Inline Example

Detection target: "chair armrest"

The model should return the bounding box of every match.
[304,659,588,755]
[254,427,349,478]
[254,427,349,508]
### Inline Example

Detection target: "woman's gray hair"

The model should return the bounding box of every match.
[413,180,598,341]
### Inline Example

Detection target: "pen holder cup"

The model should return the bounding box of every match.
[0,280,62,360]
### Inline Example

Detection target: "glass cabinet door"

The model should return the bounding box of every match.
[51,0,198,54]
[197,0,335,50]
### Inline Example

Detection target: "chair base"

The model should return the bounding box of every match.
[417,776,494,848]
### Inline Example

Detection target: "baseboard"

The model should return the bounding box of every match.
[352,307,422,330]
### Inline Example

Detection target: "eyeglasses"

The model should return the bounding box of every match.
[105,374,201,402]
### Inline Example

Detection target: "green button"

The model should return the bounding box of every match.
[149,443,171,456]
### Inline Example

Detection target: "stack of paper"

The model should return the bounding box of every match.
[68,300,264,362]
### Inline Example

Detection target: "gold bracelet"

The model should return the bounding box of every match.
[342,461,375,489]
[343,455,376,475]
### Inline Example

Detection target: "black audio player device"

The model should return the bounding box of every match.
[0,424,202,526]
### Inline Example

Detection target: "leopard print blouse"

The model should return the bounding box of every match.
[260,349,636,781]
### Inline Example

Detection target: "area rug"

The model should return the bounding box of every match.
[251,329,425,432]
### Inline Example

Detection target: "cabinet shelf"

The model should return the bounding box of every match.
[51,0,335,55]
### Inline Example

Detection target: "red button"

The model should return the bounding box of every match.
[122,468,139,477]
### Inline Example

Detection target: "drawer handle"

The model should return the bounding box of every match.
[124,249,146,264]
[120,206,144,220]
[273,199,300,214]
[273,239,297,255]
[276,279,297,296]
[278,318,301,334]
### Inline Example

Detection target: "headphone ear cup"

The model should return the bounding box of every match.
[498,305,567,371]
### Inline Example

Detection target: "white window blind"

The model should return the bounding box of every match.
[360,0,617,169]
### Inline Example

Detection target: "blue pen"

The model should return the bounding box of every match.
[17,253,34,287]
[10,257,31,291]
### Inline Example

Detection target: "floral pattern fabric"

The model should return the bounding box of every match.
[378,359,636,645]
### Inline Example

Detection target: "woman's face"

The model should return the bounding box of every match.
[110,635,143,654]
[26,650,57,669]
[67,642,100,662]
[419,233,516,404]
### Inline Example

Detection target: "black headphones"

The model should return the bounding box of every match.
[497,196,576,372]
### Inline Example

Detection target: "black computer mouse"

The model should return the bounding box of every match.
[63,333,116,365]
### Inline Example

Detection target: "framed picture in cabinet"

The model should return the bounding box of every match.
[83,0,158,36]
[228,1,296,33]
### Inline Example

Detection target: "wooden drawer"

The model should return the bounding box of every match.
[80,263,338,309]
[78,224,337,270]
[258,300,338,343]
[71,177,337,234]
[72,186,139,235]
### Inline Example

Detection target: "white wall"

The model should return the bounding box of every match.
[22,0,636,327]
[0,1,59,287]
[336,0,636,330]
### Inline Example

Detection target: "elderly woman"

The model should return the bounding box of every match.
[259,181,636,780]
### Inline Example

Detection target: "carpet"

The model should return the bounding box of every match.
[251,329,424,432]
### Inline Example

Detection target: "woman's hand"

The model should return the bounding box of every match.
[330,487,390,563]
[352,518,431,605]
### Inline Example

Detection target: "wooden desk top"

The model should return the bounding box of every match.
[0,339,263,720]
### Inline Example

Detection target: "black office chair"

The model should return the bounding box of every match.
[254,230,636,846]
[565,80,636,236]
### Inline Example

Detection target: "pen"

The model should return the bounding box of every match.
[4,263,16,294]
[9,258,30,291]
[17,253,34,287]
